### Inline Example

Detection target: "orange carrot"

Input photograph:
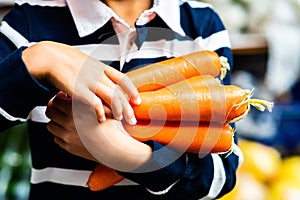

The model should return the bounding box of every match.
[163,74,221,89]
[87,122,234,191]
[126,50,230,92]
[87,163,124,191]
[123,121,234,153]
[133,83,274,123]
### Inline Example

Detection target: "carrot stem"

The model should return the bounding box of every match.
[220,56,230,80]
[249,99,274,112]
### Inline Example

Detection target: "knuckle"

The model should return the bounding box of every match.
[112,107,122,119]
[45,109,51,118]
[46,122,52,131]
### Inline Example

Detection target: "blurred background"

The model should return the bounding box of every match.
[204,0,300,199]
[1,0,300,199]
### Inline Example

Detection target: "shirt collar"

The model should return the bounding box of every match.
[151,0,185,36]
[66,0,185,37]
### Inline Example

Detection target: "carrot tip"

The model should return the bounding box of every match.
[228,89,252,123]
[218,127,236,158]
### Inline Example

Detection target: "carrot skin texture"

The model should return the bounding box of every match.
[123,121,234,153]
[162,75,221,90]
[126,51,222,92]
[133,84,249,123]
[87,163,124,191]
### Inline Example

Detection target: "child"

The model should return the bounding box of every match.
[0,0,242,199]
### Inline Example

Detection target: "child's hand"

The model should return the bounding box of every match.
[46,91,151,171]
[46,92,97,161]
[23,41,141,124]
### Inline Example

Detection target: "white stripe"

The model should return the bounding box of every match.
[28,106,49,123]
[74,33,230,63]
[140,39,203,58]
[199,30,232,51]
[30,167,138,187]
[0,105,51,123]
[31,167,91,187]
[15,0,66,7]
[200,144,243,200]
[115,178,138,186]
[0,107,27,122]
[130,32,230,60]
[74,39,201,62]
[0,25,228,63]
[74,39,198,61]
[0,21,34,48]
[147,179,180,195]
[186,1,213,9]
[208,154,226,198]
[232,143,244,167]
[73,44,121,61]
[200,154,226,200]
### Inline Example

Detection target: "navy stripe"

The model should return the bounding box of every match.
[167,154,215,199]
[28,121,98,170]
[0,48,55,117]
[216,153,239,199]
[29,183,153,200]
[0,115,22,132]
[180,3,226,40]
[0,32,16,58]
[4,4,30,41]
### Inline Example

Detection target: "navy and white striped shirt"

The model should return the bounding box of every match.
[0,0,243,199]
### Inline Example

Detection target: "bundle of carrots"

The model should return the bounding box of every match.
[87,50,274,191]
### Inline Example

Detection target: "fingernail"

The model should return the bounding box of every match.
[117,115,123,121]
[100,116,106,122]
[135,96,142,105]
[129,117,137,125]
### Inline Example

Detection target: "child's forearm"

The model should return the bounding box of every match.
[22,41,140,124]
[78,118,152,172]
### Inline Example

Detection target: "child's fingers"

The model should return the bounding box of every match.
[96,84,125,122]
[110,94,123,121]
[103,103,113,119]
[96,76,136,124]
[105,67,141,105]
[74,89,106,122]
[47,121,64,138]
[112,90,136,125]
[92,97,106,122]
[51,92,73,116]
[45,105,67,126]
[118,75,141,105]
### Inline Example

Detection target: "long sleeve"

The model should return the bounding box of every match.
[119,141,242,199]
[0,9,55,132]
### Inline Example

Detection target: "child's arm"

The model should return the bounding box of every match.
[0,38,140,132]
[22,41,141,124]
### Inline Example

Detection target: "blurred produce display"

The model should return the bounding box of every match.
[219,139,300,200]
[202,0,300,156]
[0,123,31,200]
